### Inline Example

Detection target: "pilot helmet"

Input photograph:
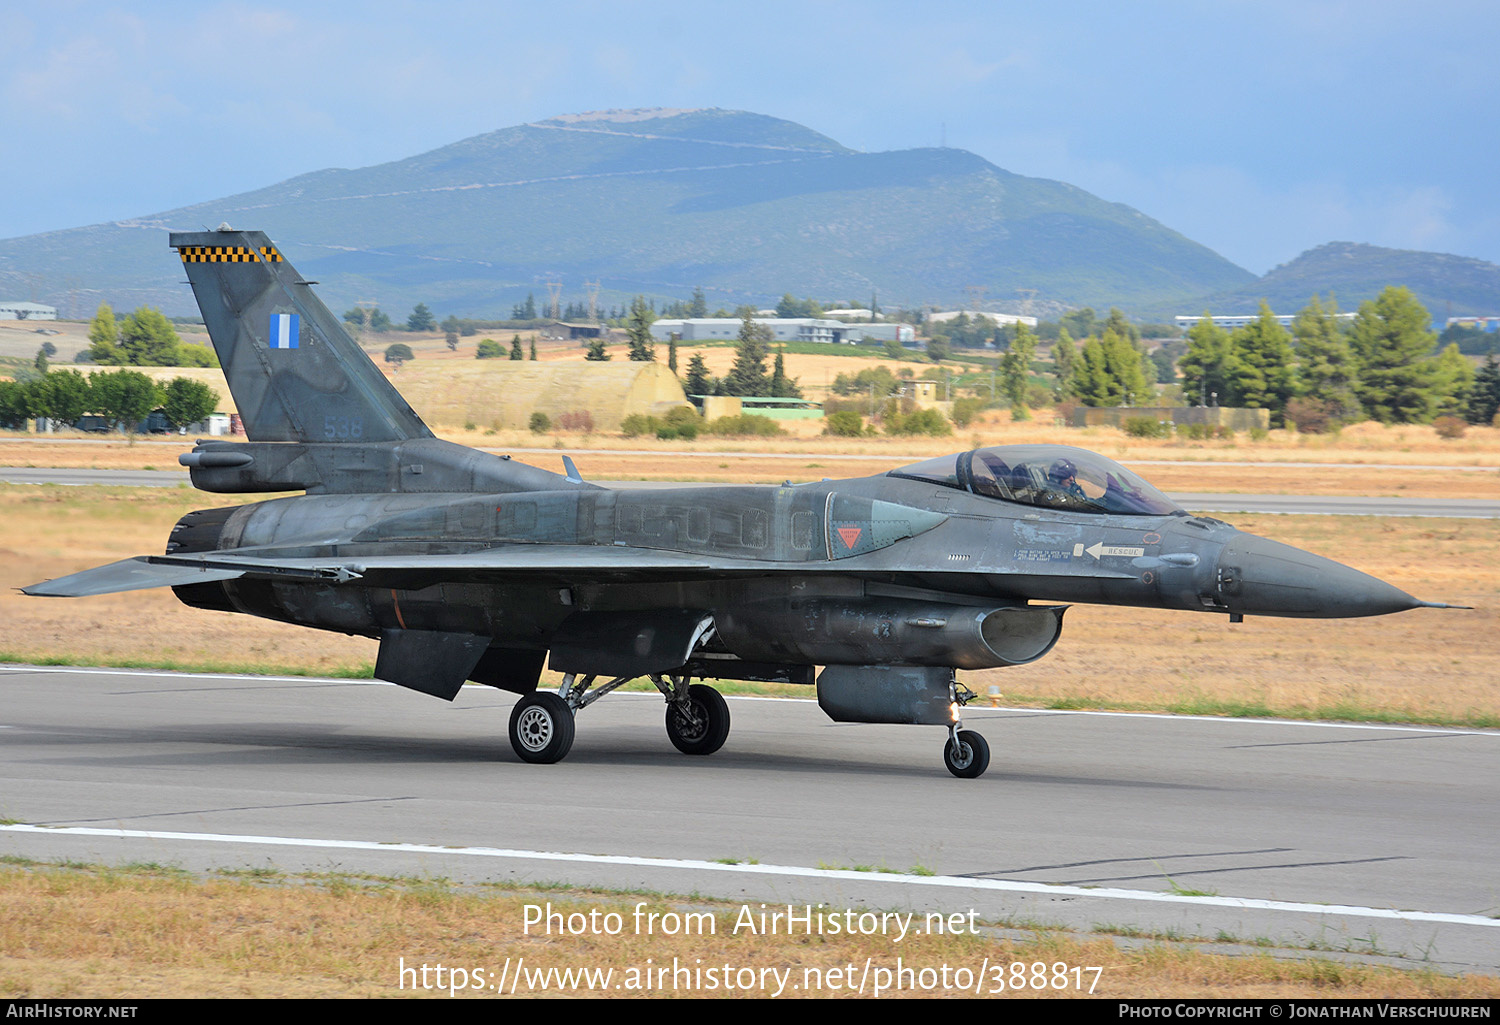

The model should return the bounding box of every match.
[1048,458,1078,483]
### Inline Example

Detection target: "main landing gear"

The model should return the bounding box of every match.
[505,672,730,764]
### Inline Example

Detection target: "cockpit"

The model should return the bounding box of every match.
[888,445,1185,517]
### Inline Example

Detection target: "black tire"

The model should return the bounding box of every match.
[665,684,730,755]
[943,730,990,779]
[508,692,576,764]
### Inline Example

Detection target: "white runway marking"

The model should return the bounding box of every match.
[3,824,1496,929]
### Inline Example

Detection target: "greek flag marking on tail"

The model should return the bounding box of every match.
[270,313,299,350]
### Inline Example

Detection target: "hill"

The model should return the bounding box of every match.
[0,108,1252,318]
[1164,242,1500,321]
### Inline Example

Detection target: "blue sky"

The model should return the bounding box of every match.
[2,0,1496,275]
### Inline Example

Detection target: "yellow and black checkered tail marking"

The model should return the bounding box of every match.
[177,245,262,263]
[258,246,283,262]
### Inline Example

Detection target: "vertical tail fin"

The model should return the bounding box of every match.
[170,228,432,443]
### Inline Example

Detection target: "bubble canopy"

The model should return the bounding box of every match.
[888,445,1185,517]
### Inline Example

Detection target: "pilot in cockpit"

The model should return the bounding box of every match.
[1047,458,1087,502]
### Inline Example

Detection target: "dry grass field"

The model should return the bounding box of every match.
[2,865,1497,999]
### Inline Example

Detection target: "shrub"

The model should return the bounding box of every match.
[475,338,503,359]
[528,412,551,434]
[885,407,951,436]
[556,410,594,432]
[621,414,658,437]
[1122,416,1170,438]
[824,410,864,436]
[659,405,702,440]
[1433,415,1467,440]
[1285,397,1336,434]
[949,397,987,428]
[704,413,784,437]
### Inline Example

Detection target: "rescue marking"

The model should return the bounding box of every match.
[836,526,863,549]
[1073,542,1145,560]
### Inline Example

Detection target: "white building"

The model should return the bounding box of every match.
[1175,312,1355,332]
[0,301,57,321]
[652,317,913,346]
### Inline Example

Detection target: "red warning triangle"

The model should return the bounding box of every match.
[836,526,863,549]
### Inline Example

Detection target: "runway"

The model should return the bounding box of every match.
[2,666,1496,974]
[3,466,1497,517]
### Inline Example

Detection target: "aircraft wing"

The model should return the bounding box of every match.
[21,544,809,598]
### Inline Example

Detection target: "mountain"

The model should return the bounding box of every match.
[0,108,1253,319]
[1164,242,1500,321]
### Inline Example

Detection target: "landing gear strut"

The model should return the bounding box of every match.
[657,676,730,755]
[942,678,989,778]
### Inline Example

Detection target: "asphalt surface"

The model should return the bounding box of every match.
[2,666,1497,975]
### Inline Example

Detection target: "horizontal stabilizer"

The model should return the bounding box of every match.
[22,558,244,597]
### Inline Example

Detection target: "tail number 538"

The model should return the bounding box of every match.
[324,415,364,440]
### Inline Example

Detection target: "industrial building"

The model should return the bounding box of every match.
[1175,312,1355,332]
[0,302,57,320]
[651,317,914,345]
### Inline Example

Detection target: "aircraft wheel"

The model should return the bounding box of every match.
[943,730,989,779]
[509,692,575,764]
[665,684,730,755]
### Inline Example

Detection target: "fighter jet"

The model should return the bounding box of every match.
[23,229,1464,777]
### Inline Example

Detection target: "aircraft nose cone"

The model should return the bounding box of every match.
[1217,534,1421,619]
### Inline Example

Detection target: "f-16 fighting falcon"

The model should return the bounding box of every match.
[23,228,1466,777]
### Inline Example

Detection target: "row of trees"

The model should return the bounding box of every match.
[1043,290,1482,427]
[85,304,218,367]
[1174,290,1471,426]
[0,368,217,432]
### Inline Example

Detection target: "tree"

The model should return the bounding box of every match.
[688,287,708,318]
[476,338,504,359]
[1431,342,1474,419]
[91,369,160,430]
[161,377,218,430]
[1178,314,1239,407]
[36,369,91,425]
[118,307,183,365]
[1051,328,1076,399]
[1292,294,1359,422]
[1059,307,1098,341]
[33,347,49,375]
[529,337,538,361]
[625,297,656,361]
[368,309,392,333]
[770,350,801,398]
[343,308,366,329]
[384,342,414,367]
[723,315,772,396]
[1230,301,1296,424]
[1350,286,1442,423]
[684,353,712,396]
[667,336,678,374]
[1000,322,1038,419]
[584,337,610,361]
[1467,355,1500,425]
[509,334,524,360]
[87,303,121,364]
[441,315,461,351]
[1071,328,1149,407]
[925,335,951,362]
[406,303,435,332]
